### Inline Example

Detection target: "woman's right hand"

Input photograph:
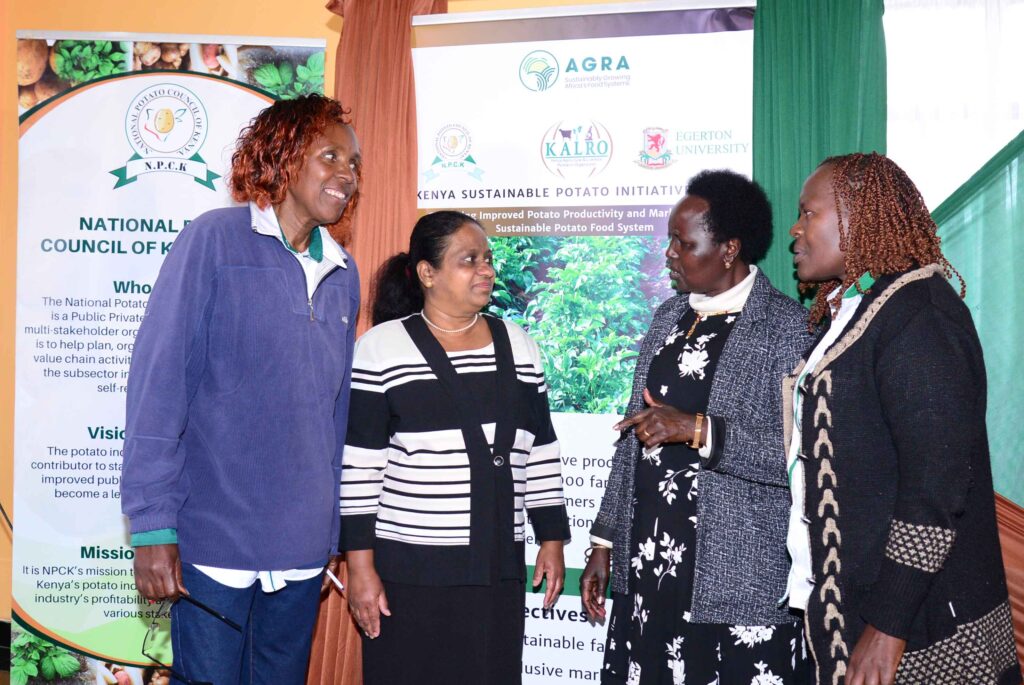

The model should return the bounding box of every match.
[580,546,610,621]
[345,550,390,639]
[614,389,695,450]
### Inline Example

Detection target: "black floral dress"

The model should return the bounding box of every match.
[602,309,809,685]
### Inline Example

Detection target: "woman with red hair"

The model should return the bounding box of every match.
[121,94,362,684]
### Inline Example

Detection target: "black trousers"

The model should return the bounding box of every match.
[362,578,525,685]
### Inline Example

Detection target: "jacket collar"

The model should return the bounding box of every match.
[740,267,775,323]
[248,201,348,269]
[646,268,776,358]
[808,265,943,376]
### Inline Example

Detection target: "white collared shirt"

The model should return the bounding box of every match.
[784,285,862,610]
[249,201,348,297]
[191,202,349,593]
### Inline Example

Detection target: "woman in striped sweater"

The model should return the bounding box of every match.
[339,210,570,685]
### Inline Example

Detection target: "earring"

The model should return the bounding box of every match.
[724,259,733,270]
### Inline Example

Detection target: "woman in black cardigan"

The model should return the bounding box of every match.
[787,152,1021,685]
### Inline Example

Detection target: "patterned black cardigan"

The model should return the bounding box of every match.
[591,268,811,625]
[785,265,1021,685]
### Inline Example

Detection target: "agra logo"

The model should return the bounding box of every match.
[519,50,560,92]
[422,123,484,183]
[636,127,675,169]
[541,120,613,179]
[110,83,220,190]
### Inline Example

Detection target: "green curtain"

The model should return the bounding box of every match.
[752,0,888,299]
[932,129,1024,506]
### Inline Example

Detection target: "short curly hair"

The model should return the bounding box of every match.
[230,94,360,235]
[685,169,773,264]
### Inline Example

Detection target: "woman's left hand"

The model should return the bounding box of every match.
[846,624,906,685]
[533,540,565,609]
[614,388,694,450]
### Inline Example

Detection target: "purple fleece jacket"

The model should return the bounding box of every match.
[120,206,358,570]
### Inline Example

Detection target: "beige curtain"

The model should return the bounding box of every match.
[307,2,446,683]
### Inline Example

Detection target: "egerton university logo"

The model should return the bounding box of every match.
[519,50,560,92]
[111,83,220,190]
[636,127,674,169]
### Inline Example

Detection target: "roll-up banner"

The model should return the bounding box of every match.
[12,31,324,683]
[412,3,753,682]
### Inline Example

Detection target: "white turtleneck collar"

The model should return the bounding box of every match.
[688,264,758,314]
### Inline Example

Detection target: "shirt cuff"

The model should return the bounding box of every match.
[131,528,178,547]
[338,513,378,551]
[698,419,713,458]
[590,535,613,549]
[529,504,572,542]
[700,416,727,470]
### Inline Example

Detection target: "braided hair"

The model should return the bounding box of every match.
[800,152,965,326]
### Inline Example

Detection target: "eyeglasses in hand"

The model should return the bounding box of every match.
[141,595,242,685]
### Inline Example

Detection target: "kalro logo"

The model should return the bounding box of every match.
[636,127,675,169]
[540,121,612,179]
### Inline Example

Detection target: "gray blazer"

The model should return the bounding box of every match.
[591,268,811,625]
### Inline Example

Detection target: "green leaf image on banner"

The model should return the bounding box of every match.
[52,40,129,86]
[490,236,670,414]
[11,630,87,685]
[252,52,325,99]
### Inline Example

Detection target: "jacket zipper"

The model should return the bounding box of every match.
[306,263,343,322]
[262,228,341,321]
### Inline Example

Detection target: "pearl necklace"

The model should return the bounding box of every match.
[421,310,479,334]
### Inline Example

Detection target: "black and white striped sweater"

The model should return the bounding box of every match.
[339,314,570,585]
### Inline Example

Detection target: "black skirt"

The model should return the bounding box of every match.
[362,578,526,685]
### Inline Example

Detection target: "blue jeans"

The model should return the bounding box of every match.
[170,565,323,685]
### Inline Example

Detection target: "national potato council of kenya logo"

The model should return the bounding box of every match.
[422,123,484,182]
[436,123,472,161]
[111,83,220,190]
[519,50,559,92]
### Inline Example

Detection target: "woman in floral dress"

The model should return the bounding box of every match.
[581,170,813,685]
